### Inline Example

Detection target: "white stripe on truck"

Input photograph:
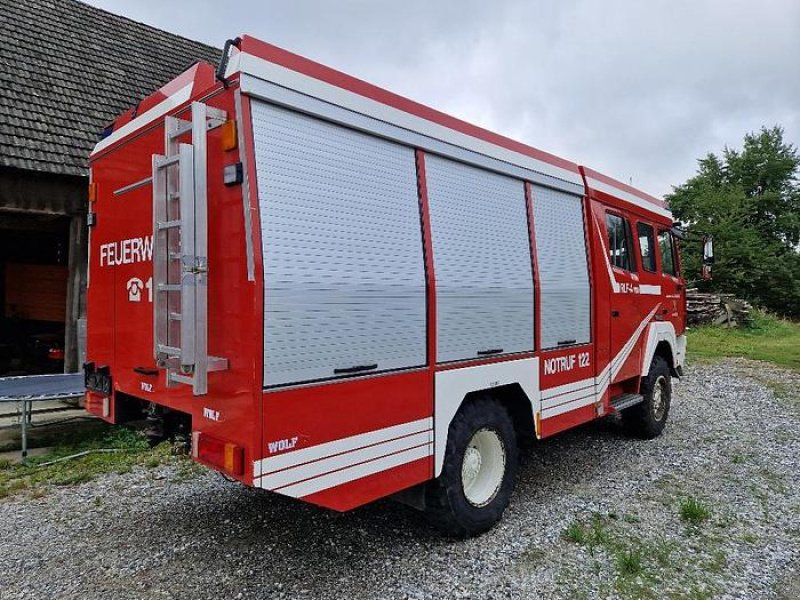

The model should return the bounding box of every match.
[253,417,433,497]
[275,443,433,499]
[91,83,194,155]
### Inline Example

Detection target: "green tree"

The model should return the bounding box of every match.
[667,126,800,317]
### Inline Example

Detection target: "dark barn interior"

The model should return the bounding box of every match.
[1,214,71,374]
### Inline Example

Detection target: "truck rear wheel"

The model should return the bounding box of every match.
[623,354,672,439]
[425,397,518,537]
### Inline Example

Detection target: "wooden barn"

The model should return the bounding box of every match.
[0,0,219,374]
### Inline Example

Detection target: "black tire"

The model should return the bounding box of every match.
[623,354,672,439]
[424,397,519,537]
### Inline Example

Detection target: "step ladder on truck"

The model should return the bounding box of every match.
[151,102,229,396]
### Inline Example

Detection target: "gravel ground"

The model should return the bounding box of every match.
[1,359,798,600]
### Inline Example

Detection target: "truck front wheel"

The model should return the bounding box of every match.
[425,397,519,537]
[623,354,672,439]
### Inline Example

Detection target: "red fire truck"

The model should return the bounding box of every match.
[84,36,687,536]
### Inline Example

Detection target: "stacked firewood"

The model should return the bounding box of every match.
[686,289,753,327]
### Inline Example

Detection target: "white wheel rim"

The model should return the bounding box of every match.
[652,375,668,421]
[461,428,506,507]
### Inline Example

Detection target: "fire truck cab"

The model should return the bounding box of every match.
[85,36,686,536]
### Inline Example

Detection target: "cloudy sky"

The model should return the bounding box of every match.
[86,0,799,197]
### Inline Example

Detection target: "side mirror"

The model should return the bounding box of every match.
[702,236,714,264]
[670,222,687,240]
[701,236,714,280]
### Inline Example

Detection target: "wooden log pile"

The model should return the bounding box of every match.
[686,289,753,327]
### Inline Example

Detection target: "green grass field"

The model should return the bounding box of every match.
[0,424,202,499]
[688,311,800,370]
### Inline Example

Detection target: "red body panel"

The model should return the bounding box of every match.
[88,78,262,484]
[260,370,432,511]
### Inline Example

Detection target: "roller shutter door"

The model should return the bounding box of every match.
[424,155,534,363]
[532,186,591,348]
[252,102,427,386]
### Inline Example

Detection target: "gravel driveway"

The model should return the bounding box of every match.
[1,359,798,599]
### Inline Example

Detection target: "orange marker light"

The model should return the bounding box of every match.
[221,120,238,151]
[196,434,244,476]
[224,442,244,475]
[88,182,98,202]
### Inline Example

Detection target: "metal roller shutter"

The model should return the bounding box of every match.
[251,101,427,386]
[532,186,591,348]
[424,155,534,363]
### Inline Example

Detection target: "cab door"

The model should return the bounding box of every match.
[603,210,651,383]
[657,229,685,335]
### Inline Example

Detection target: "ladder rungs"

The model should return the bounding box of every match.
[168,121,193,139]
[169,312,182,321]
[157,220,181,230]
[157,344,181,356]
[169,372,194,386]
[155,154,180,169]
[206,106,227,122]
[157,283,181,292]
[169,191,180,201]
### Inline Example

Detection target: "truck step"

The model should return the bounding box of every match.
[610,393,644,412]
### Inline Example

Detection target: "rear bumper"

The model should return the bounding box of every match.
[84,390,113,422]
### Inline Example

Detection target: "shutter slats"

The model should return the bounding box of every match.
[425,156,534,363]
[532,186,591,348]
[252,102,427,386]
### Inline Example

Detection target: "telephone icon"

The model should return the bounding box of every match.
[127,277,144,302]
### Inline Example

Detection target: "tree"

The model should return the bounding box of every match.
[667,126,800,317]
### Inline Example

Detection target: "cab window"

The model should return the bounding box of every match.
[606,213,635,271]
[658,230,677,276]
[637,223,656,272]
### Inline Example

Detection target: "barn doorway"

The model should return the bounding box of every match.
[0,213,71,376]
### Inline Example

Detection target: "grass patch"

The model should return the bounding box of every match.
[562,514,612,554]
[550,510,727,600]
[616,548,644,576]
[623,513,641,524]
[563,520,588,544]
[0,424,181,499]
[759,380,800,414]
[687,310,800,369]
[740,532,758,544]
[679,496,711,525]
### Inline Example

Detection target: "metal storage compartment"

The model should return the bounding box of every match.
[252,102,427,386]
[424,155,534,362]
[532,185,591,348]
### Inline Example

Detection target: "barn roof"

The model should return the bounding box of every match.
[0,0,220,178]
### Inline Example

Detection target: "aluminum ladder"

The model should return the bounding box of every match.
[152,102,228,395]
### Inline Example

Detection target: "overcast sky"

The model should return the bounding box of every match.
[86,0,799,198]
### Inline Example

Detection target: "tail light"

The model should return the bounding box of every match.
[193,432,244,476]
[85,390,110,418]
